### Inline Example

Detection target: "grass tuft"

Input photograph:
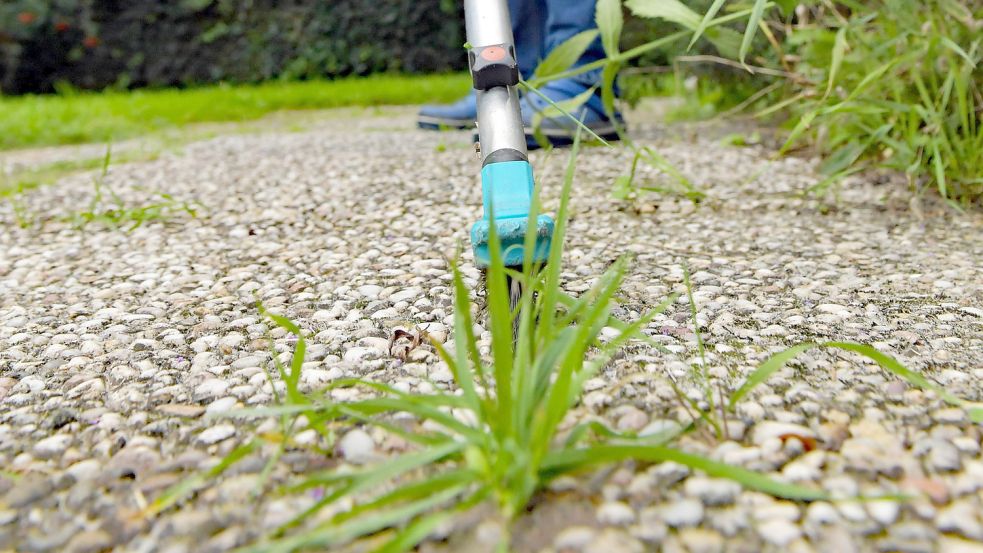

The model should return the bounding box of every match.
[0,73,470,151]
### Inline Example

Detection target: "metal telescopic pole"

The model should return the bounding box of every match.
[463,0,528,165]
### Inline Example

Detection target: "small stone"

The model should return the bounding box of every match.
[195,378,231,401]
[33,434,73,459]
[597,501,635,526]
[3,474,53,508]
[661,498,704,528]
[197,424,236,445]
[64,529,114,553]
[867,500,901,526]
[757,518,802,546]
[929,439,962,472]
[157,404,205,418]
[640,419,682,438]
[761,324,788,337]
[684,477,741,506]
[633,507,668,544]
[651,461,690,486]
[554,526,597,551]
[0,509,17,525]
[357,285,383,299]
[343,347,381,363]
[805,502,840,526]
[615,407,648,432]
[338,429,376,464]
[936,501,983,540]
[751,422,815,446]
[678,527,724,553]
[584,528,643,553]
[206,396,239,415]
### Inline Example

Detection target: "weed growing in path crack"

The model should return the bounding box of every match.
[157,136,824,553]
[69,147,200,231]
[676,268,983,435]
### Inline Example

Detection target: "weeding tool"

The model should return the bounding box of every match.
[465,0,554,313]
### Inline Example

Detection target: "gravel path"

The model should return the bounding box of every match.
[1,105,982,553]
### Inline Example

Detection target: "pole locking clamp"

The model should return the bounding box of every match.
[469,44,519,90]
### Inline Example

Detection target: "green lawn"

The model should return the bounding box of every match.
[0,73,470,151]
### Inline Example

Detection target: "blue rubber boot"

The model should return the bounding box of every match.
[523,0,622,149]
[418,91,478,130]
[418,0,546,130]
[522,79,623,150]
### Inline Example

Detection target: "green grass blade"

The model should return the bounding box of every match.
[822,342,976,414]
[242,485,467,553]
[825,26,849,99]
[625,0,701,29]
[689,0,728,50]
[728,343,818,409]
[730,341,983,422]
[538,129,581,345]
[941,36,977,68]
[520,80,612,147]
[147,440,258,517]
[740,0,769,64]
[532,30,601,81]
[542,445,827,501]
[483,202,515,439]
[596,0,624,57]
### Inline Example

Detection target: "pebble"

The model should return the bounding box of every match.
[597,501,635,526]
[936,501,983,540]
[661,498,704,528]
[33,434,73,459]
[338,429,376,464]
[928,438,963,472]
[64,529,114,553]
[751,421,815,446]
[197,424,236,445]
[757,518,803,546]
[677,527,724,553]
[684,477,741,506]
[584,528,643,553]
[3,475,53,508]
[555,526,596,551]
[867,500,901,526]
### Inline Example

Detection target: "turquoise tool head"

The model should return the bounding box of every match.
[470,160,554,268]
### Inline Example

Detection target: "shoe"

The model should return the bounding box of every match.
[418,90,477,130]
[520,79,624,150]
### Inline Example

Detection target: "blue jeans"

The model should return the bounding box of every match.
[510,0,603,86]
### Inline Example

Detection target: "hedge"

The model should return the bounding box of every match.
[0,0,465,94]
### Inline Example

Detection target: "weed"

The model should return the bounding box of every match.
[620,0,983,203]
[68,147,201,231]
[0,150,163,199]
[149,135,825,553]
[675,267,983,436]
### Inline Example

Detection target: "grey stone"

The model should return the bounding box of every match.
[338,429,376,464]
[661,498,704,528]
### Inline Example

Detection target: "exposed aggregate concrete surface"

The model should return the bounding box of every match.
[1,105,982,553]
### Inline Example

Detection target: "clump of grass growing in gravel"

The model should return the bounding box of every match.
[618,0,982,203]
[678,268,983,434]
[167,135,827,553]
[68,147,200,231]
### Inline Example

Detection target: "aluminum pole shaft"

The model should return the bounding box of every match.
[464,0,528,162]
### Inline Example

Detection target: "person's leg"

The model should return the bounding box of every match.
[543,0,604,85]
[520,0,623,149]
[418,0,545,130]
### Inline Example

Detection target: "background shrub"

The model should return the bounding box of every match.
[0,0,465,94]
